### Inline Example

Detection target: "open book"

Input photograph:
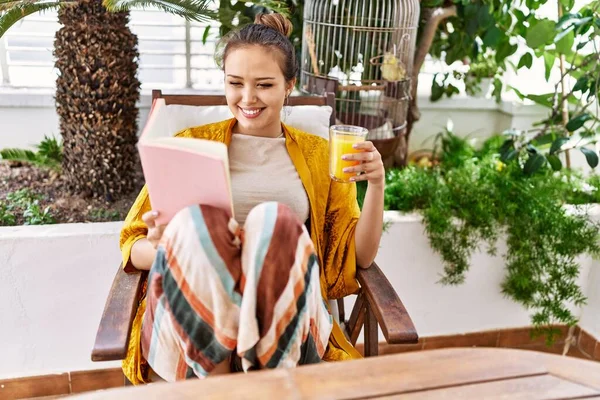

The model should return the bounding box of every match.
[138,98,234,226]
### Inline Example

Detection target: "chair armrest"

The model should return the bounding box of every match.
[356,262,418,344]
[91,264,147,361]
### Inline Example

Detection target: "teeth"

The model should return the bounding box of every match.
[241,108,261,116]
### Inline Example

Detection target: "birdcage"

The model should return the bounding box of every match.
[300,0,420,159]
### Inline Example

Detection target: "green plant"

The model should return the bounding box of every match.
[1,135,63,171]
[468,55,498,79]
[0,203,16,225]
[0,189,56,226]
[6,188,42,205]
[88,208,122,222]
[22,202,55,225]
[385,129,600,342]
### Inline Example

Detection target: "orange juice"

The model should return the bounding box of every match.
[329,131,367,182]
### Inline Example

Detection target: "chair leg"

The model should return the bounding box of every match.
[348,294,366,346]
[337,298,346,326]
[364,304,379,357]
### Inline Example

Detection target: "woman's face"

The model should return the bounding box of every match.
[224,45,295,137]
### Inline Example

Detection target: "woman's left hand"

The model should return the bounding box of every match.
[342,141,385,187]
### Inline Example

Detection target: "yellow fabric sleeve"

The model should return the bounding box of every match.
[322,179,361,300]
[119,185,152,272]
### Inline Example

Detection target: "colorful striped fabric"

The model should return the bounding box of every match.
[141,202,333,381]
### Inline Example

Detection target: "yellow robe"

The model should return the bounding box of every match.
[120,119,362,384]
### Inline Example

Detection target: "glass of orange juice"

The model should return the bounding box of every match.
[329,125,369,183]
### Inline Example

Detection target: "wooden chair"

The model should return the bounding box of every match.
[91,90,418,372]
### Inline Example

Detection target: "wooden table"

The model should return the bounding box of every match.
[73,348,600,399]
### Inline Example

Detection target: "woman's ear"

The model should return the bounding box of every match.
[286,78,297,96]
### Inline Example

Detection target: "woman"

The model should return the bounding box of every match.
[120,13,385,384]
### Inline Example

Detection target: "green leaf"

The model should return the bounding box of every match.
[201,25,211,44]
[554,24,575,42]
[445,83,460,97]
[509,86,526,100]
[0,1,68,38]
[524,153,546,175]
[580,147,598,168]
[496,40,518,63]
[555,30,575,54]
[102,0,217,22]
[492,77,503,103]
[527,92,554,108]
[526,144,539,154]
[543,52,556,82]
[526,0,543,10]
[36,135,62,163]
[526,19,556,48]
[0,148,38,163]
[547,154,562,171]
[476,4,494,30]
[500,139,517,162]
[430,75,445,102]
[512,8,527,21]
[533,133,557,146]
[483,26,502,47]
[573,76,589,92]
[559,0,575,11]
[580,129,596,138]
[518,53,533,69]
[556,13,580,30]
[550,137,570,154]
[566,113,593,132]
[501,149,518,162]
[509,87,555,109]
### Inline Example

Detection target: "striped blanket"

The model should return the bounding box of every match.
[141,202,333,381]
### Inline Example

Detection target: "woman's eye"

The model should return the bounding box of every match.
[229,82,242,86]
[258,84,273,88]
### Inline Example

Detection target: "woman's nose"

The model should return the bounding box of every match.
[241,87,257,104]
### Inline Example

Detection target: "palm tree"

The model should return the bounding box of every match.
[1,0,222,199]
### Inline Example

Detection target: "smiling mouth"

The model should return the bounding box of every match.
[239,107,265,119]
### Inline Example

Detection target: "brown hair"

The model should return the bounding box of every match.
[216,13,298,83]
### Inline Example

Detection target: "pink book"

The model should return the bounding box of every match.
[138,98,233,225]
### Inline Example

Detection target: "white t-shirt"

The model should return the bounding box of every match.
[228,133,310,226]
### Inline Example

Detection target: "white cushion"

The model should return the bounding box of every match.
[164,104,332,140]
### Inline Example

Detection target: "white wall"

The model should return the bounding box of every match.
[1,213,597,379]
[0,222,122,379]
[580,261,600,338]
[409,97,545,152]
[369,212,596,337]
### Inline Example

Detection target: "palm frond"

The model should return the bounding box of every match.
[102,0,216,22]
[1,147,61,171]
[36,135,62,163]
[0,1,72,38]
[0,148,38,163]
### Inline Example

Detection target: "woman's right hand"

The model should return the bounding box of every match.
[142,210,166,249]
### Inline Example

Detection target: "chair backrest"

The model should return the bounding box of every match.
[151,90,336,139]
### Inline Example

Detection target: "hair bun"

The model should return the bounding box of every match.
[254,13,293,38]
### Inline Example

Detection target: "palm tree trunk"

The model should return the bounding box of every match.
[54,0,140,200]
